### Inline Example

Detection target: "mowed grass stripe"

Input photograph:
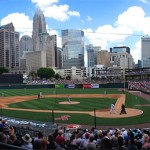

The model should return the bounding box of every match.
[2,88,150,126]
[8,98,115,111]
[0,88,121,97]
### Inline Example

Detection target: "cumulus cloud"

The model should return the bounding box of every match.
[84,6,150,63]
[31,0,58,8]
[131,40,141,63]
[116,6,150,34]
[1,13,32,34]
[31,0,80,21]
[44,4,80,22]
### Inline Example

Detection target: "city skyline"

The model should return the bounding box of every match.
[0,0,150,64]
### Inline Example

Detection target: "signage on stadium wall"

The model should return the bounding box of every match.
[91,84,99,88]
[67,84,75,88]
[83,84,91,88]
[55,84,64,88]
[75,84,83,88]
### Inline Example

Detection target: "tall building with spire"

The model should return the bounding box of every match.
[32,8,46,51]
[25,8,57,72]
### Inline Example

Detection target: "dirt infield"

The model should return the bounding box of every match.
[0,94,143,118]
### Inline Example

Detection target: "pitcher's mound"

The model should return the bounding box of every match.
[59,101,80,104]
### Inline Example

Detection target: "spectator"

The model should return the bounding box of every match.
[55,130,66,148]
[47,134,57,150]
[21,133,33,150]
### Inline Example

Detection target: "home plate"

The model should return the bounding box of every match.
[59,101,80,104]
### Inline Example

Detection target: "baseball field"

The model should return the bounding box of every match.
[0,88,150,127]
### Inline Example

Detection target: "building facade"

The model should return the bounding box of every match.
[0,23,19,69]
[141,58,150,68]
[24,8,57,72]
[110,52,134,69]
[62,29,84,69]
[20,35,33,58]
[141,36,150,60]
[97,50,111,67]
[110,46,130,54]
[86,44,95,67]
[32,8,47,52]
[26,51,47,72]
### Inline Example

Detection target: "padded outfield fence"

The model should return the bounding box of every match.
[0,82,128,89]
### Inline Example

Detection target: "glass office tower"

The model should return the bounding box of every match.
[141,36,150,59]
[62,30,84,69]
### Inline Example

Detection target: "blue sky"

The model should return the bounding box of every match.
[0,0,150,64]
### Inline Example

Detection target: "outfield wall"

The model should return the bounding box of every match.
[0,83,127,89]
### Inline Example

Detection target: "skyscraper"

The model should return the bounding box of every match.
[62,29,84,69]
[32,8,46,51]
[26,8,57,71]
[0,22,19,69]
[141,36,150,59]
[20,35,33,58]
[86,44,95,67]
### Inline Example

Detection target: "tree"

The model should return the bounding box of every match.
[28,71,37,80]
[0,67,9,74]
[66,75,71,80]
[54,73,61,80]
[37,67,55,79]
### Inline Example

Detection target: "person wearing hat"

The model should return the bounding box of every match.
[55,130,66,148]
[21,133,33,150]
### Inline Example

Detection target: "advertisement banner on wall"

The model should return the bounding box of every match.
[75,84,83,88]
[83,84,91,88]
[67,84,75,88]
[55,84,64,88]
[91,84,99,88]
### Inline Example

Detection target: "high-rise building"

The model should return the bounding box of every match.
[110,46,130,54]
[110,52,134,69]
[93,46,101,65]
[97,50,111,67]
[62,29,84,69]
[141,36,150,60]
[86,44,95,67]
[0,22,19,69]
[56,47,62,69]
[20,35,33,58]
[32,8,46,51]
[25,8,57,71]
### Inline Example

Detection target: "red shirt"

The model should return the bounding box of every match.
[55,135,66,145]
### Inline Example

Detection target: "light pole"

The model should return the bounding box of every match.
[123,68,125,91]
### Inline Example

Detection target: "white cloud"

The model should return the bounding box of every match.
[84,6,150,63]
[20,32,32,38]
[116,6,150,34]
[44,4,80,21]
[1,13,32,34]
[31,0,80,21]
[131,40,141,63]
[31,0,58,8]
[86,16,92,21]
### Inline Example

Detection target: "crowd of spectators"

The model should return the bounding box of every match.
[128,79,150,93]
[1,118,150,150]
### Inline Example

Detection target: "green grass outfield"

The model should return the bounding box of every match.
[0,88,150,126]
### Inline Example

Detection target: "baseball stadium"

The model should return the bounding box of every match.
[0,68,150,149]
